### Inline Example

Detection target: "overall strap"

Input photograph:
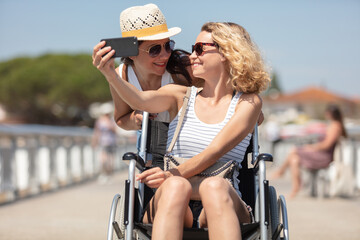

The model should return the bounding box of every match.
[166,87,191,152]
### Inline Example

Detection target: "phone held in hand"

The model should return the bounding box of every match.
[100,37,139,58]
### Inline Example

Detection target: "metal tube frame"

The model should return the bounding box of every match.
[252,125,268,240]
[125,159,136,240]
[138,112,149,221]
[124,112,149,240]
[119,123,279,240]
[278,195,289,240]
[138,111,149,162]
[107,194,121,240]
[259,160,267,240]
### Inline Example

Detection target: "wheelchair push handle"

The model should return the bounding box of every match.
[123,152,146,170]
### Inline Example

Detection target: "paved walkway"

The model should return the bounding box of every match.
[0,167,359,239]
[267,165,360,240]
[0,171,128,240]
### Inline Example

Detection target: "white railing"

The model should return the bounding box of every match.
[0,124,136,204]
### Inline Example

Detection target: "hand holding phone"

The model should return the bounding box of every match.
[100,37,139,58]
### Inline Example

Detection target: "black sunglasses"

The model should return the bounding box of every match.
[139,40,175,58]
[192,42,218,56]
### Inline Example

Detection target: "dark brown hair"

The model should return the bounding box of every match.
[121,44,192,85]
[326,104,347,138]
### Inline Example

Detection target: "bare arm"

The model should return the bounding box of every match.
[93,42,136,130]
[109,75,181,118]
[175,93,262,178]
[308,122,342,151]
[93,41,183,123]
[113,72,191,130]
[137,93,262,186]
[109,83,141,130]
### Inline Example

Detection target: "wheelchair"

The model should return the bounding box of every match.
[107,112,289,240]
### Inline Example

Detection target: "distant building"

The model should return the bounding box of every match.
[263,86,360,120]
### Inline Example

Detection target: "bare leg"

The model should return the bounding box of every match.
[142,176,193,240]
[272,147,298,179]
[198,177,250,240]
[289,153,301,198]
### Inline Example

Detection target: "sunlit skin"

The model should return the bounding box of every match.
[93,38,264,130]
[129,38,173,86]
[93,28,263,240]
[92,38,173,130]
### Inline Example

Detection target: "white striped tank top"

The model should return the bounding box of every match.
[167,86,252,165]
[167,86,252,196]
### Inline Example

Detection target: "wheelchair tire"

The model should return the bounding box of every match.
[107,192,126,240]
[117,188,126,239]
[268,186,280,240]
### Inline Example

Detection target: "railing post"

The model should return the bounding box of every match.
[64,136,73,186]
[0,124,135,204]
[0,135,16,204]
[48,137,59,189]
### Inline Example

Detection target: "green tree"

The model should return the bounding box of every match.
[270,72,282,93]
[0,54,112,126]
[262,71,283,98]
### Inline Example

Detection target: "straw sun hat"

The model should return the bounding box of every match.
[120,3,181,40]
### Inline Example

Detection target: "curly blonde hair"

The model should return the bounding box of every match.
[201,22,270,93]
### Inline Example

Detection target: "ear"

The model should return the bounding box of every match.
[129,56,136,61]
[220,52,227,62]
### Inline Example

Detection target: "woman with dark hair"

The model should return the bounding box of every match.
[93,4,197,169]
[272,104,347,198]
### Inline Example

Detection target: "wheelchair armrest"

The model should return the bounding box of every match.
[123,152,145,170]
[253,153,273,169]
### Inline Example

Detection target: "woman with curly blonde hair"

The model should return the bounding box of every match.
[204,22,270,93]
[93,21,270,240]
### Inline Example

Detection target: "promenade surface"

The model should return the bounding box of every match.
[0,167,359,240]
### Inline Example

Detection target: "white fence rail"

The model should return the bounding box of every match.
[0,124,136,204]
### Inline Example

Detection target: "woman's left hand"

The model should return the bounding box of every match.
[136,167,171,189]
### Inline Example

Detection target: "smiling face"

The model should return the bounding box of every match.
[130,38,172,77]
[189,31,224,81]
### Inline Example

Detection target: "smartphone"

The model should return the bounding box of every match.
[100,37,139,58]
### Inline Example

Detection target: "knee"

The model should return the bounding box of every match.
[287,148,300,163]
[290,154,300,166]
[199,177,231,202]
[161,176,192,201]
[288,147,298,158]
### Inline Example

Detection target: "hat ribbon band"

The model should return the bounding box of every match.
[122,23,169,38]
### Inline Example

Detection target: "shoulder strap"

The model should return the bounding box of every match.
[166,87,192,152]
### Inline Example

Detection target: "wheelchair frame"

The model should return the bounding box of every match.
[107,112,289,240]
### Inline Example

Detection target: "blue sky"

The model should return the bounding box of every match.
[0,0,359,97]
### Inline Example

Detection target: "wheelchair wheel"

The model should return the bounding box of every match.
[115,188,126,240]
[107,189,126,240]
[268,186,280,240]
[119,191,127,239]
[278,195,290,240]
